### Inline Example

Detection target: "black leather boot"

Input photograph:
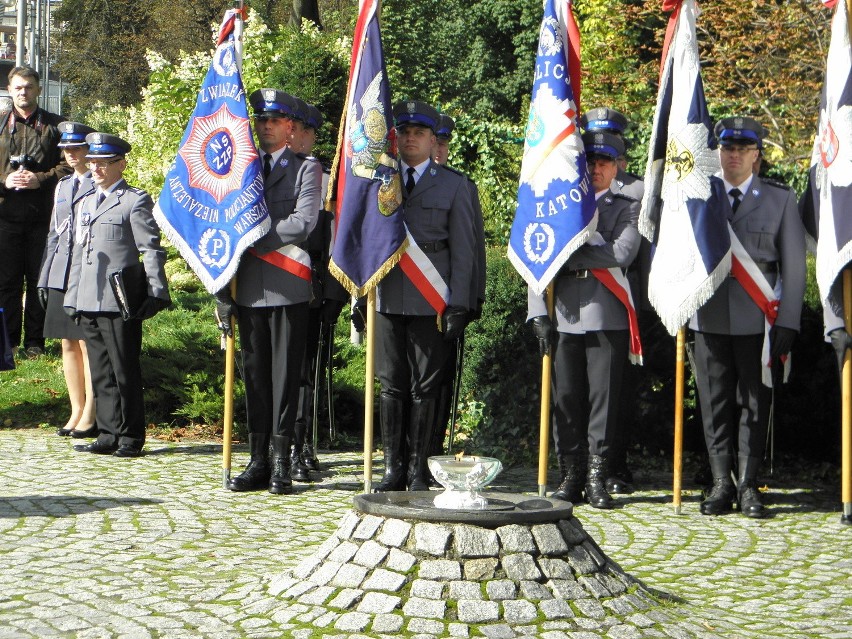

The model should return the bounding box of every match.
[737,455,766,518]
[407,397,437,492]
[700,454,736,515]
[296,385,320,471]
[373,393,407,492]
[585,455,614,509]
[302,441,320,471]
[605,450,634,495]
[269,435,293,495]
[291,413,311,482]
[551,454,585,503]
[227,433,271,492]
[290,444,311,482]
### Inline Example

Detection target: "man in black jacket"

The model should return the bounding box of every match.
[0,66,69,357]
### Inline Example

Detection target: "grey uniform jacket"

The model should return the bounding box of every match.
[38,172,95,290]
[528,190,640,333]
[376,160,477,315]
[65,179,169,313]
[235,147,321,308]
[689,175,806,335]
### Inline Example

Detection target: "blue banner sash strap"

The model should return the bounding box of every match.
[153,9,269,295]
[328,0,407,297]
[508,0,596,297]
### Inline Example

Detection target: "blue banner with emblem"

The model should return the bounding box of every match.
[638,0,728,335]
[153,10,269,295]
[807,0,852,310]
[328,0,406,296]
[508,0,596,296]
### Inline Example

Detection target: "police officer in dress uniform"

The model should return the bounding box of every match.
[691,117,806,518]
[288,98,346,483]
[580,106,648,495]
[64,133,170,457]
[528,131,640,509]
[37,122,97,437]
[215,89,321,494]
[426,113,487,473]
[372,100,477,492]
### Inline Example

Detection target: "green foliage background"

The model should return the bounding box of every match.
[7,0,837,464]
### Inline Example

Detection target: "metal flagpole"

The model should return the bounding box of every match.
[537,283,555,497]
[841,269,851,524]
[672,326,686,514]
[446,335,465,454]
[363,290,377,493]
[312,320,324,456]
[222,0,245,489]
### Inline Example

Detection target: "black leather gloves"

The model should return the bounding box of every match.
[37,288,49,310]
[830,328,852,361]
[351,306,366,333]
[321,299,345,326]
[769,325,796,362]
[64,305,80,325]
[136,296,169,320]
[530,315,554,358]
[214,290,237,337]
[441,306,469,341]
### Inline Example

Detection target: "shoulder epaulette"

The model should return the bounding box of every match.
[762,177,793,192]
[127,185,147,195]
[613,191,639,203]
[441,164,467,178]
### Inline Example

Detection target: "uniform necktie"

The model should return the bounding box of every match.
[729,188,742,216]
[71,177,79,202]
[263,153,272,179]
[405,167,416,194]
[96,191,105,207]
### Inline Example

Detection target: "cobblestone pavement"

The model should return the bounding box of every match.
[0,429,849,638]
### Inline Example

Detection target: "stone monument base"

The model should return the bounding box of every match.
[270,492,665,638]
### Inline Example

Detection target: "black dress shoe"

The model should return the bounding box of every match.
[74,440,118,454]
[114,446,143,458]
[56,426,74,436]
[70,425,98,439]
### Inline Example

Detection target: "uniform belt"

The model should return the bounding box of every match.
[418,240,448,253]
[566,269,590,278]
[730,261,778,276]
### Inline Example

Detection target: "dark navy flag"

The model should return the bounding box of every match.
[328,0,406,296]
[153,9,269,295]
[508,0,595,296]
[638,0,728,335]
[808,0,852,308]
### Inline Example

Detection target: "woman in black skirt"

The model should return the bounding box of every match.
[37,122,97,437]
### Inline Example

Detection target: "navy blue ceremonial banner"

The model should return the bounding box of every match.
[508,0,595,296]
[808,0,852,308]
[638,0,728,335]
[328,0,406,296]
[153,9,269,295]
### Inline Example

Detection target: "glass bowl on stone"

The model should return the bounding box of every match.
[427,455,503,510]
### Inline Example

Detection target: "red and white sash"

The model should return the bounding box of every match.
[248,245,312,282]
[591,268,643,365]
[728,226,789,387]
[398,227,449,316]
